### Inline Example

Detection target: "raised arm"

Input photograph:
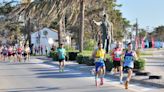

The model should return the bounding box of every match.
[92,50,96,59]
[133,51,138,60]
[109,22,113,40]
[93,20,102,26]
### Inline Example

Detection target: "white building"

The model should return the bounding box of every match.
[31,27,71,54]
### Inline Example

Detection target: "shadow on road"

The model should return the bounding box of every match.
[0,86,60,92]
[30,60,93,79]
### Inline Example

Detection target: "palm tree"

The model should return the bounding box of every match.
[8,0,130,51]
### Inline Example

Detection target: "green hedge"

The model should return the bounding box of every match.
[84,39,96,51]
[76,51,145,71]
[48,51,70,61]
[49,49,145,71]
[134,58,145,70]
[76,52,114,71]
[76,54,94,66]
[76,51,94,65]
[48,51,58,61]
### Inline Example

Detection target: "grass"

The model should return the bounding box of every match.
[78,50,93,57]
[140,53,153,56]
[77,50,112,59]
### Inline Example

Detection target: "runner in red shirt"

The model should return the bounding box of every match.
[111,42,123,84]
[17,46,22,62]
[8,46,13,62]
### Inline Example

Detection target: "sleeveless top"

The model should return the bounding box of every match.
[124,51,134,68]
[113,48,122,61]
[95,48,105,59]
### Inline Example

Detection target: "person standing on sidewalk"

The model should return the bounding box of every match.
[45,46,48,56]
[111,42,123,84]
[41,45,43,55]
[57,44,66,72]
[123,42,138,89]
[92,42,106,87]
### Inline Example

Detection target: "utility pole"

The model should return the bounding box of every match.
[135,18,139,50]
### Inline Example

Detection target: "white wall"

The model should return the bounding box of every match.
[31,28,58,54]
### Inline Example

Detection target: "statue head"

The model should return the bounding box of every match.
[103,14,108,21]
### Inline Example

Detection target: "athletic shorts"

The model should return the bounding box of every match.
[8,52,13,56]
[12,53,16,56]
[59,59,65,62]
[3,53,7,56]
[123,66,133,72]
[18,52,22,55]
[113,61,121,68]
[95,60,105,72]
[23,53,27,56]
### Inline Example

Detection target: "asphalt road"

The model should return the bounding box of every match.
[0,59,133,92]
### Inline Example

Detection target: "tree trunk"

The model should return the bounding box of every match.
[27,18,31,47]
[58,19,62,46]
[79,0,85,52]
[24,18,31,47]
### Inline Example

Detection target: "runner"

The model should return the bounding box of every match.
[2,46,8,62]
[0,46,3,61]
[111,42,123,84]
[57,44,66,72]
[12,46,17,62]
[8,46,13,62]
[24,45,30,62]
[123,42,138,89]
[92,42,106,87]
[17,46,23,62]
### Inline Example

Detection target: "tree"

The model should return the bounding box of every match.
[79,0,85,52]
[8,0,130,50]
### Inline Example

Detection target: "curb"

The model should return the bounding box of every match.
[106,73,164,88]
[142,57,164,60]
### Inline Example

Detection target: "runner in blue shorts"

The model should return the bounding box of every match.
[92,42,106,87]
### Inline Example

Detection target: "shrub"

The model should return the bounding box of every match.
[84,39,96,51]
[105,58,113,72]
[64,45,75,51]
[76,55,84,64]
[48,51,58,61]
[52,52,58,61]
[68,52,79,61]
[76,52,114,70]
[82,56,94,66]
[136,49,141,57]
[134,58,145,70]
[76,51,94,66]
[48,51,55,58]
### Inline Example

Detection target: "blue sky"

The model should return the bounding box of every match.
[117,0,164,30]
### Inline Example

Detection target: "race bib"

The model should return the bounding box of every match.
[125,56,133,61]
[115,54,121,58]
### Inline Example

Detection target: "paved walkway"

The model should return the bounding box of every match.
[140,49,164,86]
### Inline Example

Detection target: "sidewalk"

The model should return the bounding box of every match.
[36,56,164,89]
[141,56,164,60]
